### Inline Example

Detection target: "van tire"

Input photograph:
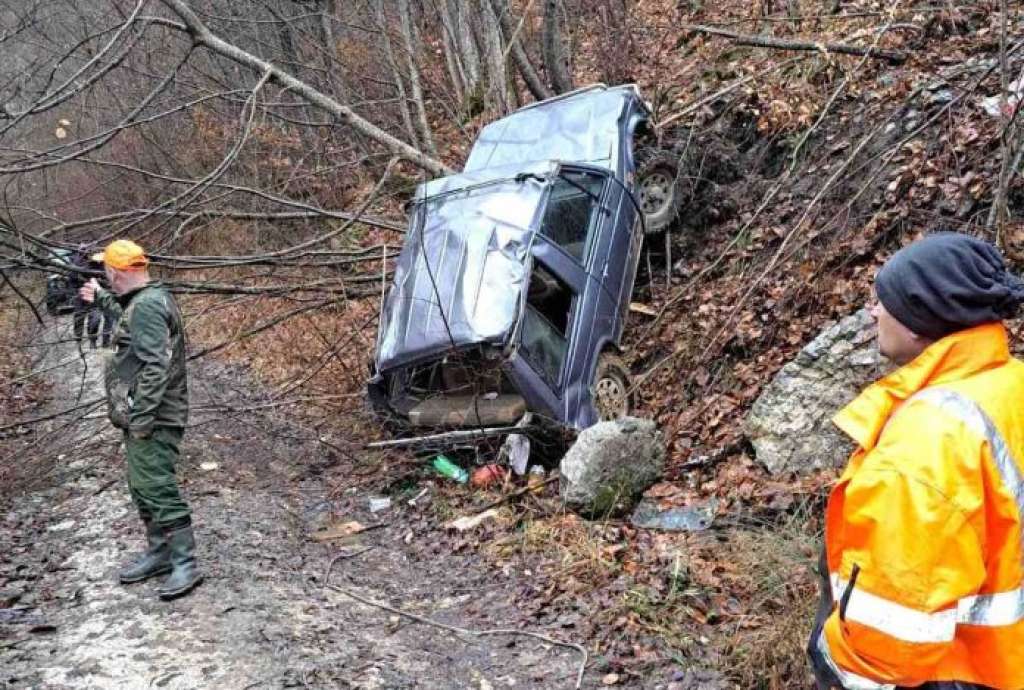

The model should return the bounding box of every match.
[635,147,685,235]
[593,353,632,421]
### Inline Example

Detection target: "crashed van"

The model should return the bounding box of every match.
[369,85,677,431]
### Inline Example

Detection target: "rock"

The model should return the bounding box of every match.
[746,308,889,475]
[559,417,665,517]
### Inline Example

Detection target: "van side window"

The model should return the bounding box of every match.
[537,171,605,263]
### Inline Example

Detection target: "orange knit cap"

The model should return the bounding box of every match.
[91,240,149,271]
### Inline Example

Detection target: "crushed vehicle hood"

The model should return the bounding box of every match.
[463,85,641,177]
[375,161,556,372]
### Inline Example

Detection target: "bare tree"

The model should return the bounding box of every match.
[479,0,513,113]
[160,0,451,175]
[489,0,553,101]
[444,0,483,108]
[542,0,573,94]
[376,0,420,147]
[397,0,438,157]
[436,0,468,106]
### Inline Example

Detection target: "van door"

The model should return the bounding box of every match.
[514,168,610,421]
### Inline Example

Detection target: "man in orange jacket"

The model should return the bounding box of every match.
[808,233,1024,690]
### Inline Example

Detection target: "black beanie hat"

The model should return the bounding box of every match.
[875,232,1024,340]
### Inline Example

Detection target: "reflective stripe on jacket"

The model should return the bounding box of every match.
[814,322,1024,689]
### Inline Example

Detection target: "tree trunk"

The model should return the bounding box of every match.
[438,0,468,104]
[595,0,633,85]
[480,0,512,113]
[268,6,320,164]
[317,0,343,98]
[542,0,573,94]
[160,0,452,177]
[450,0,483,101]
[375,0,419,148]
[398,0,438,158]
[489,0,553,100]
[317,0,372,158]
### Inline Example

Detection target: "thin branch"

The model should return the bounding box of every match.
[0,266,42,325]
[159,0,453,176]
[321,578,588,690]
[0,46,190,174]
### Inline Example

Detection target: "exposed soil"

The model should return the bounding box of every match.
[0,317,592,690]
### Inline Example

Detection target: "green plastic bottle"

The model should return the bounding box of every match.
[432,455,469,483]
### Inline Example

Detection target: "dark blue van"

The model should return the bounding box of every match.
[369,85,672,431]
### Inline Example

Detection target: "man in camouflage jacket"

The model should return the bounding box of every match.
[80,239,201,599]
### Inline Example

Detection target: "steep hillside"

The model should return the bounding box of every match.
[3,1,1023,687]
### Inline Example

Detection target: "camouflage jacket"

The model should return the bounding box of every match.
[96,282,188,435]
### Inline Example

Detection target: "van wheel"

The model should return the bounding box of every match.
[593,353,632,421]
[635,147,685,235]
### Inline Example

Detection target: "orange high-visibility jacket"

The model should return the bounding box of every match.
[814,322,1024,689]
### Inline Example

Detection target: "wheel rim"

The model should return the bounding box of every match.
[638,169,674,215]
[595,375,628,421]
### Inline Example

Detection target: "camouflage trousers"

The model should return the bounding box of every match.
[124,426,191,525]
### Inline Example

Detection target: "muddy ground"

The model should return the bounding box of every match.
[0,318,603,690]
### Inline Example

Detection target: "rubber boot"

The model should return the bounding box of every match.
[157,521,203,600]
[118,516,171,584]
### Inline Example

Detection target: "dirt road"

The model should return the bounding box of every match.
[1,319,584,689]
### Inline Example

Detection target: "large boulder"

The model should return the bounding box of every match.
[559,417,665,517]
[746,309,890,475]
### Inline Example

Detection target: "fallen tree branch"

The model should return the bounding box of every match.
[683,24,908,64]
[0,397,104,434]
[322,578,588,689]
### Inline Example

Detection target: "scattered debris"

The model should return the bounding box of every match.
[199,461,219,471]
[500,431,531,476]
[527,465,547,493]
[364,424,528,450]
[368,497,392,513]
[629,302,658,316]
[446,508,501,531]
[432,455,469,483]
[631,497,719,532]
[310,520,370,542]
[980,78,1024,117]
[407,488,429,506]
[470,464,507,488]
[559,417,665,517]
[602,672,621,685]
